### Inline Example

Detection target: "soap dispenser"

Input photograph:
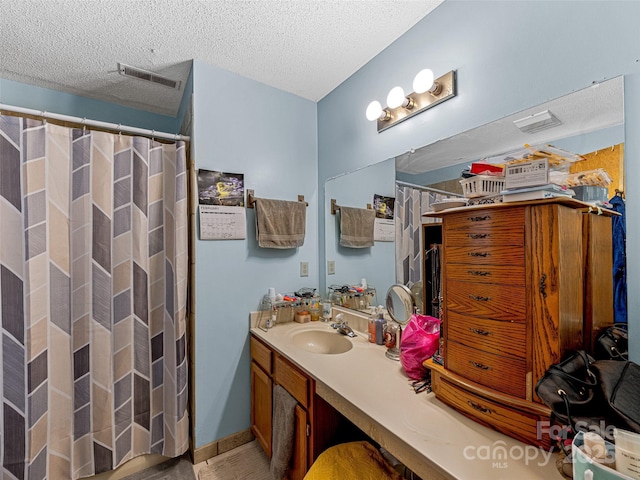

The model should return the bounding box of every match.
[375,306,386,345]
[368,307,377,343]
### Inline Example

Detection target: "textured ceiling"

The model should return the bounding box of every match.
[0,0,443,117]
[395,76,625,174]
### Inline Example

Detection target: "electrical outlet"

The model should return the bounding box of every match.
[327,260,335,275]
[300,261,309,277]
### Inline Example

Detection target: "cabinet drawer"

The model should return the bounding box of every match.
[446,280,526,321]
[444,245,524,266]
[251,336,273,375]
[445,228,524,248]
[446,341,527,397]
[445,207,526,232]
[275,355,309,408]
[431,370,549,448]
[446,263,525,286]
[447,312,526,359]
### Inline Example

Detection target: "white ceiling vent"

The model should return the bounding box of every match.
[118,63,181,90]
[513,110,562,134]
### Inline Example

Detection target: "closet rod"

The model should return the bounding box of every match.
[395,180,463,197]
[0,103,190,142]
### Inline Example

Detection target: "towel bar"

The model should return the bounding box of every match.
[246,189,309,208]
[330,199,372,215]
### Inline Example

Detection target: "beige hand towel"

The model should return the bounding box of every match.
[339,206,375,248]
[270,385,298,480]
[256,198,306,249]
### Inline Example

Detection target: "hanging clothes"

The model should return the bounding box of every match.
[609,193,627,323]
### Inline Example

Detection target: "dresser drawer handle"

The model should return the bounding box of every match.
[468,252,489,257]
[469,295,491,302]
[469,328,491,336]
[470,361,490,370]
[467,401,492,414]
[468,215,491,222]
[468,233,489,239]
[468,270,490,276]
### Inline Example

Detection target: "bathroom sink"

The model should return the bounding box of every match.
[291,330,353,354]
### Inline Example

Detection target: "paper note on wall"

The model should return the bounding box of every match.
[199,205,246,240]
[374,218,394,242]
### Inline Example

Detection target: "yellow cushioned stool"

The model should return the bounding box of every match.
[303,441,402,480]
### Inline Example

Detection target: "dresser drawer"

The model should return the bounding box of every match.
[431,369,550,448]
[446,280,526,320]
[445,228,524,248]
[445,207,526,232]
[446,263,525,286]
[447,312,526,359]
[444,245,524,266]
[446,340,527,397]
[274,354,309,408]
[251,336,273,375]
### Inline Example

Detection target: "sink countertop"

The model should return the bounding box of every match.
[250,319,562,480]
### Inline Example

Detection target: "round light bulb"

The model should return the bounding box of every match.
[413,69,435,94]
[365,100,383,121]
[387,86,406,109]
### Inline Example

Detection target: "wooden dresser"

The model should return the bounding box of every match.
[424,199,614,448]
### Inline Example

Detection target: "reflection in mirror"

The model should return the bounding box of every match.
[385,284,416,361]
[325,76,625,319]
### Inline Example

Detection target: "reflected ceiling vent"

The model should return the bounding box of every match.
[513,110,562,134]
[118,63,181,90]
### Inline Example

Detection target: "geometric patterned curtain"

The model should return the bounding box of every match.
[395,184,444,287]
[0,116,189,479]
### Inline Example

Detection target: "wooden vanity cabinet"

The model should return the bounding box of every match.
[427,200,611,448]
[250,334,352,480]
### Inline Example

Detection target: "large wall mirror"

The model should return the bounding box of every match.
[324,76,625,313]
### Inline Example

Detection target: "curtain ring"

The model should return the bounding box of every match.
[117,124,122,137]
[82,118,87,132]
[42,111,47,125]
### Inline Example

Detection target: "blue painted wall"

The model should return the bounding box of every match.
[318,0,640,363]
[324,158,395,304]
[191,60,317,446]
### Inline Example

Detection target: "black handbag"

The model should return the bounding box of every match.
[535,350,604,433]
[594,324,628,361]
[591,359,640,434]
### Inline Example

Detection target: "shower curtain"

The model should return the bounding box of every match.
[0,116,189,479]
[395,185,444,287]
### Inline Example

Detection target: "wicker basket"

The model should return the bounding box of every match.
[460,175,505,198]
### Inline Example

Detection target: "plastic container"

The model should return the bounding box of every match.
[460,175,505,198]
[614,428,640,479]
[368,309,377,343]
[375,312,386,345]
[572,431,625,480]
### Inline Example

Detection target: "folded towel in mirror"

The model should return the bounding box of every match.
[339,206,375,248]
[256,198,306,248]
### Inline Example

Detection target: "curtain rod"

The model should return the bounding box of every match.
[0,103,190,142]
[395,180,463,197]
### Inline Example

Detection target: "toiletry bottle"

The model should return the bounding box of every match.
[385,320,397,348]
[375,308,386,345]
[368,307,377,343]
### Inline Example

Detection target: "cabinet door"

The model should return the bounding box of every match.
[288,405,308,480]
[251,361,273,457]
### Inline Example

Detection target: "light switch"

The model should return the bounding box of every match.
[327,260,335,275]
[300,261,309,277]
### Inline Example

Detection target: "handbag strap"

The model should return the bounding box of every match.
[548,351,597,389]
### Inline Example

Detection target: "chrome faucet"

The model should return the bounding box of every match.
[331,314,356,338]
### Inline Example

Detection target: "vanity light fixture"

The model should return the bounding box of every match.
[513,109,562,134]
[366,69,457,133]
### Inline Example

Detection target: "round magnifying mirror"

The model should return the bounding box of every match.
[385,284,416,360]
